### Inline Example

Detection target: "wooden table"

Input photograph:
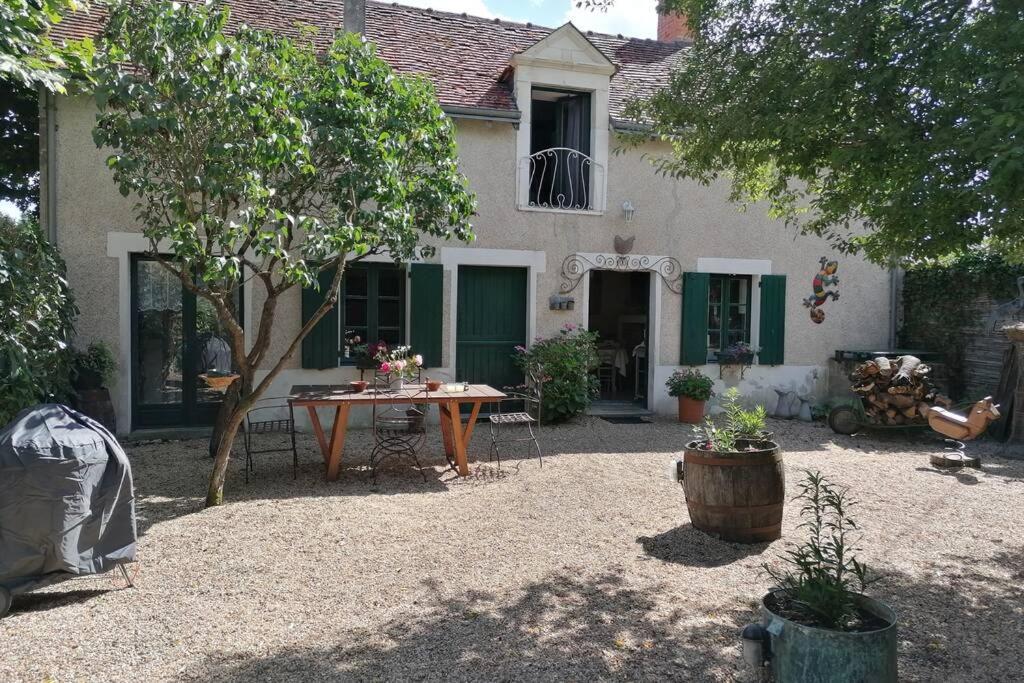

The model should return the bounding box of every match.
[288,384,506,480]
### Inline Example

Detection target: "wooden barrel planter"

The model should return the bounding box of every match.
[683,439,784,543]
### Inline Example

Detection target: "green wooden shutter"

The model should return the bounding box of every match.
[409,263,443,368]
[680,272,710,365]
[301,266,339,369]
[759,274,786,365]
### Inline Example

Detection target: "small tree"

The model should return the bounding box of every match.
[0,214,77,425]
[93,2,475,506]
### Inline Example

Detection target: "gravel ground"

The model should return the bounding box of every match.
[2,417,1022,682]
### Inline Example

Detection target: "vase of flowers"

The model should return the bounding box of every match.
[342,330,363,361]
[376,345,423,390]
[665,368,714,423]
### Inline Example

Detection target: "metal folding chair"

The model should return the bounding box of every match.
[488,372,544,468]
[241,397,298,482]
[369,380,428,482]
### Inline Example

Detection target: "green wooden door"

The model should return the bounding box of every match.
[456,266,528,394]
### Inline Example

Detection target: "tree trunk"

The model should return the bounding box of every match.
[206,406,245,507]
[209,377,243,458]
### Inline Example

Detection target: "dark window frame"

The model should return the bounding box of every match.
[339,262,406,365]
[707,274,752,362]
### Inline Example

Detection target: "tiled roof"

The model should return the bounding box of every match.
[51,1,686,121]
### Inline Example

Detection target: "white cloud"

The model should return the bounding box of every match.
[394,0,502,19]
[563,0,659,39]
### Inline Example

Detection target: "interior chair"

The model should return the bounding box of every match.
[488,371,544,468]
[242,397,298,482]
[369,379,428,482]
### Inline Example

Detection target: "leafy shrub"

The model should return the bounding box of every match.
[71,342,116,388]
[665,368,714,400]
[720,387,768,437]
[513,323,599,423]
[692,388,771,451]
[763,471,878,631]
[0,216,78,425]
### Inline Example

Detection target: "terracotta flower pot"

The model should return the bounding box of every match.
[678,396,706,423]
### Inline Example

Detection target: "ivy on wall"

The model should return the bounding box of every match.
[900,252,1024,399]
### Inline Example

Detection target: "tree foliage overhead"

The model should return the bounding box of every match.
[93,0,475,505]
[586,0,1024,264]
[1,0,93,91]
[0,214,77,425]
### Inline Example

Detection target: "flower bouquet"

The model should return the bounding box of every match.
[376,345,423,388]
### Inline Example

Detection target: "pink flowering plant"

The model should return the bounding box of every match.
[375,344,423,381]
[512,323,599,423]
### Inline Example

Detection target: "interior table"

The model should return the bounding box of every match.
[288,384,506,480]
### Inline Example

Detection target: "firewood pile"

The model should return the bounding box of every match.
[849,355,952,426]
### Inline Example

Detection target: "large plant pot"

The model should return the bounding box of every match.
[73,388,117,433]
[683,439,784,543]
[71,368,103,391]
[761,590,898,683]
[677,397,706,423]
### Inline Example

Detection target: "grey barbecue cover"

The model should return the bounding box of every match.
[0,404,137,593]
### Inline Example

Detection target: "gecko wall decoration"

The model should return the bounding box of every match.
[803,256,840,324]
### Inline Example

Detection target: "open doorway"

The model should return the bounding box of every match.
[588,270,650,412]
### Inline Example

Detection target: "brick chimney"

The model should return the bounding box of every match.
[657,3,693,42]
[344,0,366,34]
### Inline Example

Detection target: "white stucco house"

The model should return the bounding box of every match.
[44,0,893,434]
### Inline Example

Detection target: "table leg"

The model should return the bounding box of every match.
[462,401,483,445]
[307,405,329,463]
[325,404,351,481]
[438,404,455,458]
[446,400,470,476]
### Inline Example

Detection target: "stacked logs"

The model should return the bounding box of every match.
[849,355,952,426]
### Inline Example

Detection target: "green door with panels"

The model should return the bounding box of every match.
[456,266,528,394]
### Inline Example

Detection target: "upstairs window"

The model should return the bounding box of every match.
[528,87,594,210]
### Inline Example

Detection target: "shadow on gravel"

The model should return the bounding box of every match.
[183,570,749,682]
[637,524,772,568]
[874,545,1024,681]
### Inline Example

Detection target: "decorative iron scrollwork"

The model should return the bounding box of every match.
[560,253,684,294]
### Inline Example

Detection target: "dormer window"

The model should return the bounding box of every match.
[528,88,594,210]
[511,23,615,215]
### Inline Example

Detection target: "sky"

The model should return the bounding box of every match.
[394,0,659,39]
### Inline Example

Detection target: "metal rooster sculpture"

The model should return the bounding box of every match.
[926,397,1001,468]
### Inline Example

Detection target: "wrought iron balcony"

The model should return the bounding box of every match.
[521,147,605,212]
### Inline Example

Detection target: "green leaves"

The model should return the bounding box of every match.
[635,0,1024,264]
[0,215,77,425]
[93,2,475,298]
[1,0,94,92]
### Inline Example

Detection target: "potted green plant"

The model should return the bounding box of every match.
[666,368,714,423]
[683,396,783,543]
[70,342,116,391]
[70,342,117,431]
[757,471,897,682]
[720,387,771,440]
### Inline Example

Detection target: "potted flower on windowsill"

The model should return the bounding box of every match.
[715,342,757,378]
[353,340,387,370]
[753,471,897,682]
[666,368,714,423]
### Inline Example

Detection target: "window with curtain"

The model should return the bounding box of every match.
[340,263,406,363]
[529,87,593,209]
[707,275,751,361]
